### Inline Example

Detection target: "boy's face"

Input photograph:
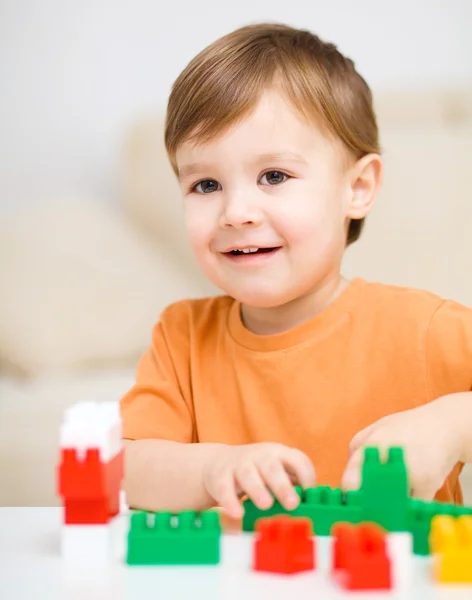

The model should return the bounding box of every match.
[176,90,373,308]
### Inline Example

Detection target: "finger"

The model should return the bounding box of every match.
[411,486,435,502]
[234,462,274,510]
[349,423,378,453]
[410,475,438,502]
[213,469,244,519]
[258,458,300,510]
[281,448,316,489]
[341,448,364,491]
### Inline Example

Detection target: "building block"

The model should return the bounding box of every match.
[300,487,362,535]
[243,485,362,533]
[408,499,472,556]
[241,444,472,556]
[243,446,406,533]
[359,446,409,532]
[126,510,221,565]
[430,515,472,583]
[253,515,315,574]
[57,447,124,524]
[61,523,116,563]
[332,522,357,571]
[60,400,122,462]
[332,522,392,591]
[243,486,304,531]
[57,400,124,525]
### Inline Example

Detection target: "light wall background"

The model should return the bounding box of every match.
[1,1,471,506]
[1,0,472,211]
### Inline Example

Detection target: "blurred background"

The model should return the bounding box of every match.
[0,1,471,506]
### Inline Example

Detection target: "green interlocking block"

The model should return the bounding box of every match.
[242,486,304,531]
[359,446,409,531]
[298,486,362,535]
[242,485,362,534]
[408,499,472,555]
[242,445,472,545]
[127,510,221,565]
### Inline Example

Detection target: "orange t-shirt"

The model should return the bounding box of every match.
[120,278,472,503]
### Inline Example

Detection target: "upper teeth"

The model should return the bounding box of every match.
[237,248,258,253]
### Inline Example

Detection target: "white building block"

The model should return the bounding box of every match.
[61,522,117,564]
[60,400,122,462]
[387,532,413,589]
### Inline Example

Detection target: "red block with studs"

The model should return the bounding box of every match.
[57,447,124,524]
[332,522,392,590]
[254,515,315,574]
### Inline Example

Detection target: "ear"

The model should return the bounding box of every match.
[346,153,383,219]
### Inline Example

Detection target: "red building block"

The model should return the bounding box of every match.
[332,522,358,571]
[332,523,392,590]
[254,515,315,574]
[57,447,124,524]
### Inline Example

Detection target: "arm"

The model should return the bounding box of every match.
[121,304,315,516]
[123,438,316,517]
[120,306,206,511]
[425,300,472,464]
[454,391,472,464]
[123,439,225,512]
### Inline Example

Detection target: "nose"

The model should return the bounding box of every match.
[219,192,263,229]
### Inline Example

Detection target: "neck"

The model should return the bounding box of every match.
[240,274,349,335]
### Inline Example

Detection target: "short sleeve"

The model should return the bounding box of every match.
[120,304,195,442]
[426,299,472,400]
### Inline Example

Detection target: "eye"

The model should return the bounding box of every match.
[260,170,289,186]
[192,179,221,194]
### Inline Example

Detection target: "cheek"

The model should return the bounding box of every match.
[184,203,213,252]
[275,187,345,245]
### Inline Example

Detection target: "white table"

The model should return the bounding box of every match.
[0,507,470,600]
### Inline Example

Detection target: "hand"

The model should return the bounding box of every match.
[341,396,465,500]
[202,442,316,519]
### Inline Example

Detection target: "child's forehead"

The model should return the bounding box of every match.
[211,90,316,140]
[176,92,334,166]
[176,125,341,179]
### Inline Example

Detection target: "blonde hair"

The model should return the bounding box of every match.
[165,23,380,245]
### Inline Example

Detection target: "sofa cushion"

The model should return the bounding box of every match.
[0,196,214,376]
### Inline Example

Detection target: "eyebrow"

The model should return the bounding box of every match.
[177,152,308,182]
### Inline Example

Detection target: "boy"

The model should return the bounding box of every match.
[120,23,472,518]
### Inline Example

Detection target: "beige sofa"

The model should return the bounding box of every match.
[0,89,471,506]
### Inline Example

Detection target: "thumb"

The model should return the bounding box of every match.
[341,448,364,491]
[349,422,377,454]
[411,484,436,502]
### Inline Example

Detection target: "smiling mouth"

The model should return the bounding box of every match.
[227,247,279,256]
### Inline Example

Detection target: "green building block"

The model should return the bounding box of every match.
[298,486,362,535]
[360,446,409,532]
[127,510,221,565]
[408,499,472,555]
[242,485,362,534]
[242,445,472,547]
[242,486,304,531]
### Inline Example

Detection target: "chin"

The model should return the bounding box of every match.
[224,286,296,309]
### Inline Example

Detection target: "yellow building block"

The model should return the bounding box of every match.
[430,515,472,584]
